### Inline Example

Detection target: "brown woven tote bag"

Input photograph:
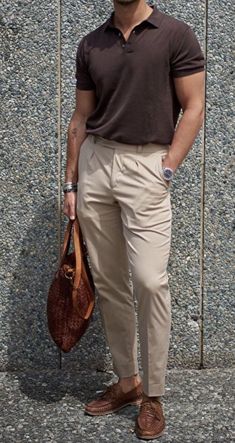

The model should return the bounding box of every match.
[47,217,95,352]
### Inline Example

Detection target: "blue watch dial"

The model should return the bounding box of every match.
[163,167,174,180]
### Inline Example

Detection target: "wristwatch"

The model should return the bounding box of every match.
[162,167,174,181]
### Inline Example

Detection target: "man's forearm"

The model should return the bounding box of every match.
[64,114,88,183]
[164,106,205,172]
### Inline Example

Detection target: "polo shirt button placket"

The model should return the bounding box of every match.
[118,31,126,50]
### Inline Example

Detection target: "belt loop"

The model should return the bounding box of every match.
[137,145,142,152]
[93,135,96,144]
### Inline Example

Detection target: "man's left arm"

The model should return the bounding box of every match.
[163,70,205,172]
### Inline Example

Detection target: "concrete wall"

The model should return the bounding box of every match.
[1,1,234,372]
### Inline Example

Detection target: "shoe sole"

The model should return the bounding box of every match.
[84,397,143,416]
[135,424,165,440]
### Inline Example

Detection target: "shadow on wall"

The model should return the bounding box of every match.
[6,196,109,400]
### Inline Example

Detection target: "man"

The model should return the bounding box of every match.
[63,0,205,439]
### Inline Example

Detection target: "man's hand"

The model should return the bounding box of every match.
[63,191,77,220]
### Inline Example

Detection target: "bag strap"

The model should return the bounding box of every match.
[59,219,73,267]
[60,217,82,286]
[72,217,95,319]
[73,217,82,287]
[59,216,95,320]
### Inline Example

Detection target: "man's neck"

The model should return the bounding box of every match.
[113,0,153,31]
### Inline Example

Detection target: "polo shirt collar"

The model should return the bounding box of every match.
[103,4,161,32]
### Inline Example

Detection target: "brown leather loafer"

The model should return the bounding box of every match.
[84,381,143,416]
[135,395,166,439]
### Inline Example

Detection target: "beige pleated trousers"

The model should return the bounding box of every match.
[77,134,172,396]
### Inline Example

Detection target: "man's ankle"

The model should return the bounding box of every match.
[118,374,142,390]
[119,373,141,381]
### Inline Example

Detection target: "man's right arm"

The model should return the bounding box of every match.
[63,88,96,220]
[65,88,96,183]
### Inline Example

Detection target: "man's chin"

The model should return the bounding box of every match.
[115,0,139,5]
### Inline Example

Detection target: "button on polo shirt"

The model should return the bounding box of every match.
[75,4,205,145]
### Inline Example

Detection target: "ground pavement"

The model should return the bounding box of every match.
[1,368,234,443]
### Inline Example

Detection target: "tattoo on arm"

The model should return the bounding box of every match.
[71,128,78,137]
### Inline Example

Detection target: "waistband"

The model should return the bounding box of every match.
[89,134,169,153]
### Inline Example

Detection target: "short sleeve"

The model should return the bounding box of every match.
[75,37,96,90]
[170,26,205,78]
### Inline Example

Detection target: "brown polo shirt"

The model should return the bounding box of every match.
[75,4,205,145]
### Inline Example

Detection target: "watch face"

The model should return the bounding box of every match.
[163,168,173,180]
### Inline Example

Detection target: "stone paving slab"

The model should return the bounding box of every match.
[1,368,234,443]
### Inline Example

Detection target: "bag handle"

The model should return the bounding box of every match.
[73,217,82,287]
[72,217,95,319]
[59,219,74,267]
[59,217,95,320]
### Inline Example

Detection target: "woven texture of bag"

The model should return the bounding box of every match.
[47,217,95,352]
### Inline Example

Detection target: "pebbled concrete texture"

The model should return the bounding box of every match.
[1,368,234,443]
[0,1,60,370]
[0,0,234,376]
[203,0,234,367]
